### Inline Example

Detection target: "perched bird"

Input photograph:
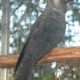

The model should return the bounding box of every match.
[15,0,73,80]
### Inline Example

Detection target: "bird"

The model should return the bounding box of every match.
[15,0,73,80]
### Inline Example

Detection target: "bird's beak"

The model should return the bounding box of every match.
[67,1,73,10]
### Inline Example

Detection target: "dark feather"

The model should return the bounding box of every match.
[15,0,67,80]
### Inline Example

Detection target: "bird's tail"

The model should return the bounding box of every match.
[15,52,36,80]
[15,65,33,80]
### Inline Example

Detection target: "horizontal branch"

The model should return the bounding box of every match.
[0,47,80,68]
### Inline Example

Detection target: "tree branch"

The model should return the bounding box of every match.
[0,47,80,68]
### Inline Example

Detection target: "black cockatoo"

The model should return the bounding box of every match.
[15,0,73,80]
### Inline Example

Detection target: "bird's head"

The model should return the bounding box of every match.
[47,0,73,13]
[54,0,73,13]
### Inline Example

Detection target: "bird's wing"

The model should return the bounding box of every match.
[27,10,65,58]
[15,9,65,80]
